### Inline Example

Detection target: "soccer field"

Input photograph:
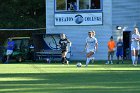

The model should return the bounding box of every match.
[0,61,140,93]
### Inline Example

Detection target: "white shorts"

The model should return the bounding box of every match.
[86,48,95,53]
[6,50,13,55]
[131,46,139,50]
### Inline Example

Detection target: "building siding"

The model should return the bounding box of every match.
[46,0,112,60]
[112,0,140,39]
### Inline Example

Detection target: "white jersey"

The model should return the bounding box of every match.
[131,34,140,47]
[86,36,98,50]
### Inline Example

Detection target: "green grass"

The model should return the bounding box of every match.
[0,61,140,93]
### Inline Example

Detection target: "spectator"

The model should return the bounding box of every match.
[106,36,116,64]
[4,38,15,64]
[68,2,77,11]
[29,39,35,61]
[90,2,96,9]
[116,38,123,64]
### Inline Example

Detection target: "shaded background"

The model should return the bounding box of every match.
[0,0,46,44]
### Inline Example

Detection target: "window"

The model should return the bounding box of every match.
[79,0,90,10]
[14,40,22,50]
[67,0,77,11]
[56,0,66,10]
[55,0,102,12]
[90,0,101,9]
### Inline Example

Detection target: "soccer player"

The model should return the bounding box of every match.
[5,38,15,64]
[106,36,116,64]
[85,30,98,67]
[116,38,123,64]
[131,27,140,66]
[59,34,71,64]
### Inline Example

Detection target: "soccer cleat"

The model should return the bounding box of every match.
[4,61,8,64]
[62,62,64,64]
[110,61,113,64]
[85,65,88,67]
[105,61,109,64]
[116,62,119,64]
[91,58,94,63]
[133,62,137,66]
[66,61,69,65]
[133,64,137,66]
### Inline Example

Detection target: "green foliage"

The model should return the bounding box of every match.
[0,0,46,44]
[0,0,45,28]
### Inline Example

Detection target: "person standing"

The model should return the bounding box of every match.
[131,27,140,66]
[116,38,123,64]
[85,30,98,67]
[29,40,35,61]
[106,36,116,64]
[68,2,77,11]
[5,38,15,64]
[59,34,71,64]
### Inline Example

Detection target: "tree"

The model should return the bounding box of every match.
[0,0,45,28]
[0,0,46,44]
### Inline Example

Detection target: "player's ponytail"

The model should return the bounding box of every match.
[134,27,139,35]
[92,30,96,36]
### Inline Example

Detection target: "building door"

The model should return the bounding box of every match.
[123,31,131,60]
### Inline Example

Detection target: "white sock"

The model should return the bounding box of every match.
[86,58,90,66]
[107,61,109,64]
[135,56,138,64]
[90,57,94,60]
[132,56,135,64]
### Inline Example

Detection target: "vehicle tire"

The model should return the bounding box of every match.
[16,55,24,62]
[32,59,36,62]
[1,56,7,63]
[31,53,36,62]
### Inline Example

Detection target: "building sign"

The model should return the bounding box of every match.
[55,13,103,26]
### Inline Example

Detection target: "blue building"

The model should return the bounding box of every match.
[46,0,140,60]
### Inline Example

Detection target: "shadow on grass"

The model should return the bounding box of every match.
[0,71,140,93]
[0,60,133,65]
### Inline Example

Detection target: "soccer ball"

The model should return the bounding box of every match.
[76,62,82,67]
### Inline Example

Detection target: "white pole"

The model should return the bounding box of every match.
[46,0,47,34]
